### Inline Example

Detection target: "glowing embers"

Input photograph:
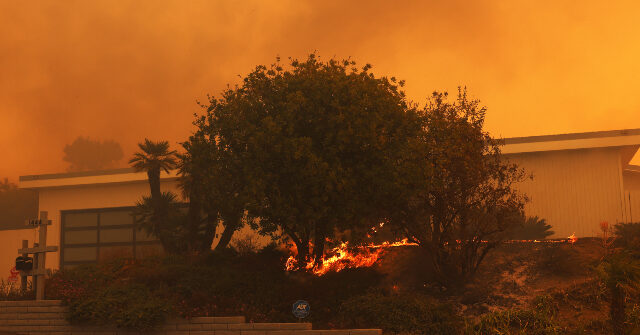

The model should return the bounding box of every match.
[285,238,417,276]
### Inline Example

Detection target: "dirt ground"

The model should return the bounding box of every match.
[375,238,614,333]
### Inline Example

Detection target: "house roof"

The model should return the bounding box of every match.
[625,165,640,173]
[501,128,640,155]
[18,128,640,189]
[19,168,179,190]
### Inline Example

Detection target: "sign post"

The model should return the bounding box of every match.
[18,211,58,300]
[20,240,28,291]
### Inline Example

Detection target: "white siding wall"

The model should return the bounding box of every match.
[623,171,640,223]
[506,147,626,238]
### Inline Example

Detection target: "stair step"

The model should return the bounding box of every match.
[0,313,65,321]
[0,301,61,307]
[0,306,66,314]
[0,320,67,326]
[165,323,312,331]
[188,317,245,324]
[0,330,381,335]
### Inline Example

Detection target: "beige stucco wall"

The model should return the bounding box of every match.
[1,179,270,283]
[506,147,627,238]
[36,180,182,271]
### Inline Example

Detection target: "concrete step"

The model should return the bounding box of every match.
[164,323,312,331]
[0,307,66,314]
[0,302,61,308]
[0,320,67,326]
[11,330,381,335]
[0,313,65,321]
[188,317,245,324]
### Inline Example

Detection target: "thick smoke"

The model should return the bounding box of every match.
[1,0,640,180]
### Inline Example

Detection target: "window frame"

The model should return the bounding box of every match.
[60,206,162,268]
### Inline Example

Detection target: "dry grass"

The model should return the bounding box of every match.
[373,237,615,333]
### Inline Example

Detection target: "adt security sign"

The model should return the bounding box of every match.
[292,300,310,319]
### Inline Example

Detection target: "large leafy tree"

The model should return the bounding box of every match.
[389,89,528,286]
[190,54,422,266]
[63,137,124,171]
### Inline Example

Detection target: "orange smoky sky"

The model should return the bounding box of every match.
[2,0,640,181]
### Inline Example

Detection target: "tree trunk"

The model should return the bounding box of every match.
[214,212,241,251]
[201,209,218,251]
[187,188,202,252]
[295,239,310,267]
[147,168,161,200]
[313,226,326,268]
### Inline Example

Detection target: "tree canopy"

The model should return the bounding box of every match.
[388,89,528,285]
[187,54,423,265]
[0,178,37,229]
[63,137,124,171]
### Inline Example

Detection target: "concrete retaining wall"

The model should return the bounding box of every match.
[0,301,380,335]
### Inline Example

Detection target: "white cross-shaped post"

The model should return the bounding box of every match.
[18,211,58,300]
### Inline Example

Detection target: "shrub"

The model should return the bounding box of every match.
[533,244,583,277]
[531,294,559,320]
[337,290,463,335]
[66,282,170,330]
[0,279,33,301]
[230,235,260,255]
[47,261,171,331]
[45,251,388,330]
[627,304,640,332]
[595,251,640,335]
[468,309,562,334]
[614,222,640,251]
[508,216,554,240]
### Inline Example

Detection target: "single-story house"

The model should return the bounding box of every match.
[2,128,640,281]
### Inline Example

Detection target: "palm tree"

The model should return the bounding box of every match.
[129,139,177,199]
[130,139,180,252]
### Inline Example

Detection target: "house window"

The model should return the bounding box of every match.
[60,207,162,268]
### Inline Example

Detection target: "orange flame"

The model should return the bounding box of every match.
[287,235,578,276]
[286,238,417,276]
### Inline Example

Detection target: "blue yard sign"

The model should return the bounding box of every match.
[292,300,310,318]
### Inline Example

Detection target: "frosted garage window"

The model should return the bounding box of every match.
[99,246,133,260]
[64,247,97,262]
[65,213,97,227]
[64,230,97,244]
[100,228,133,243]
[101,211,134,226]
